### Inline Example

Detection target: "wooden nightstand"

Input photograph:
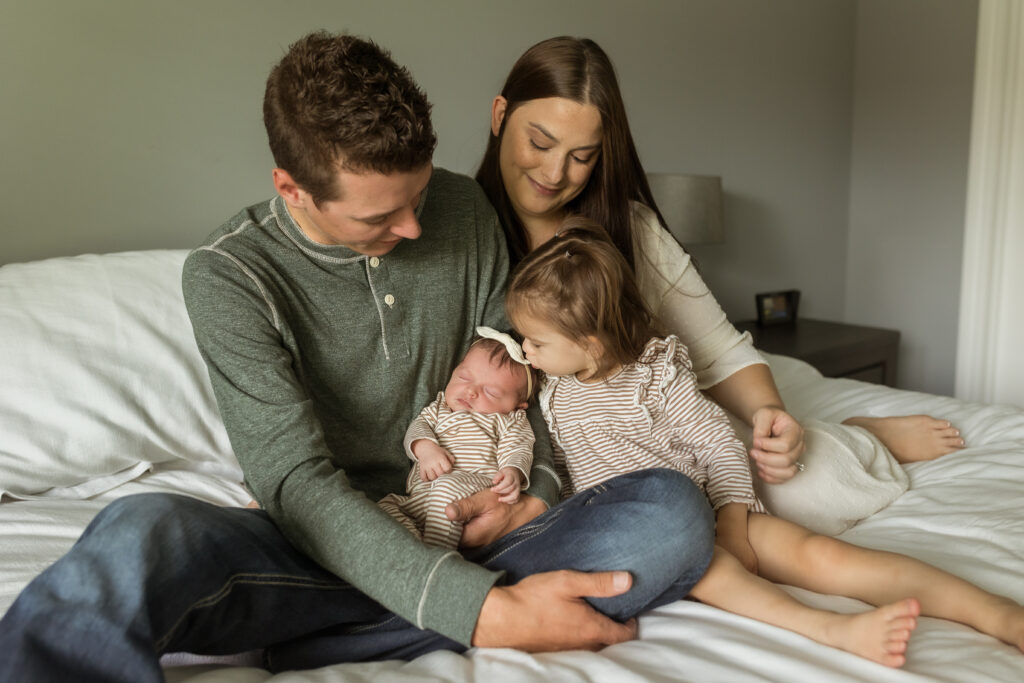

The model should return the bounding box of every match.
[733,318,900,387]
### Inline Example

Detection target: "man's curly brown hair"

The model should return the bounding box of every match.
[263,31,437,206]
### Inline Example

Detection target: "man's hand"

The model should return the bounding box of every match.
[472,570,637,651]
[411,440,454,481]
[446,490,546,547]
[749,407,805,483]
[490,467,522,504]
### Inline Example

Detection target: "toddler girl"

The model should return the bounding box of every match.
[505,218,1024,667]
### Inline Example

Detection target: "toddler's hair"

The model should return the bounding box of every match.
[506,217,662,377]
[469,337,539,402]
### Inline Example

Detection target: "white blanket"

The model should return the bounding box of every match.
[1,251,1022,682]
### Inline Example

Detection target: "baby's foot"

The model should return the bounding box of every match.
[822,599,920,667]
[843,415,965,463]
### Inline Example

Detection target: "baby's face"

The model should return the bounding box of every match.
[444,346,528,415]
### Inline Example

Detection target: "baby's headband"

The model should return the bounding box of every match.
[475,326,533,397]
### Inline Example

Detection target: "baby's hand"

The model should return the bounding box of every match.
[490,467,522,504]
[412,440,454,481]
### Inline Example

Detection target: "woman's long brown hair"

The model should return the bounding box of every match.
[475,37,667,267]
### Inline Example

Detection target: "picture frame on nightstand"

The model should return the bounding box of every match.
[755,289,800,326]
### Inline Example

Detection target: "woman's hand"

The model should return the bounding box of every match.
[749,407,805,484]
[446,491,546,547]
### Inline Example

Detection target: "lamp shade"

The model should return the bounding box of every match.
[646,173,725,245]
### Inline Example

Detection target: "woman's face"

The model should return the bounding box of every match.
[493,96,603,225]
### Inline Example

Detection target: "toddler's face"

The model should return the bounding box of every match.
[513,313,598,380]
[444,346,528,414]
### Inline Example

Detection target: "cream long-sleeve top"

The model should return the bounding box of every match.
[632,202,766,390]
[539,336,766,513]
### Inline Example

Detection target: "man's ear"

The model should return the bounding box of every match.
[272,168,305,208]
[490,96,508,137]
[516,400,529,410]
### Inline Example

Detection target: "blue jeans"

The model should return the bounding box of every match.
[0,469,713,683]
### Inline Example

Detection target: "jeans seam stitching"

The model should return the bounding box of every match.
[155,573,350,652]
[479,504,568,564]
[347,613,402,634]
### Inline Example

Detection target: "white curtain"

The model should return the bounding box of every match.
[956,0,1024,409]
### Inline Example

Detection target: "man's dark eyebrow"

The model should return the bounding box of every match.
[351,208,397,223]
[528,122,600,151]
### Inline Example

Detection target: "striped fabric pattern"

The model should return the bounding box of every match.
[402,392,534,490]
[379,471,497,548]
[378,393,535,548]
[541,336,765,513]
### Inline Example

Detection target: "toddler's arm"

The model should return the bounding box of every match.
[663,342,764,514]
[715,502,757,573]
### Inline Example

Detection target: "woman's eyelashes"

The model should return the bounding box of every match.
[528,139,593,165]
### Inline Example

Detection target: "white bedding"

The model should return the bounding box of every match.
[1,251,1022,682]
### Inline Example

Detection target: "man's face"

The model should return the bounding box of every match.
[287,164,433,256]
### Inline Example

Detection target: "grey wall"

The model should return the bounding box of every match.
[1,0,857,315]
[0,1,977,395]
[845,0,977,396]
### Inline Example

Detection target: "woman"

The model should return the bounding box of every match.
[474,36,964,526]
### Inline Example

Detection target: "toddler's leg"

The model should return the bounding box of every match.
[691,547,919,667]
[747,513,1024,652]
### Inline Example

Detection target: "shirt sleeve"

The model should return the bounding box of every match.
[404,398,442,460]
[660,340,766,513]
[631,203,767,390]
[182,248,500,646]
[495,411,535,487]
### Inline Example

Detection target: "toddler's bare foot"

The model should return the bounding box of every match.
[822,598,920,667]
[843,415,965,463]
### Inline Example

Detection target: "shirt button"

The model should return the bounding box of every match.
[384,294,396,306]
[369,257,380,268]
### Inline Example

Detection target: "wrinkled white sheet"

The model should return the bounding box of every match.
[2,353,1023,682]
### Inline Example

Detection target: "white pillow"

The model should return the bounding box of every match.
[0,250,241,500]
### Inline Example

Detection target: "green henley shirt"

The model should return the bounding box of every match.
[182,168,559,646]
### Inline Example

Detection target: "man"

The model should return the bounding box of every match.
[0,32,712,681]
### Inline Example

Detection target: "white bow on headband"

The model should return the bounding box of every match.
[475,326,533,396]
